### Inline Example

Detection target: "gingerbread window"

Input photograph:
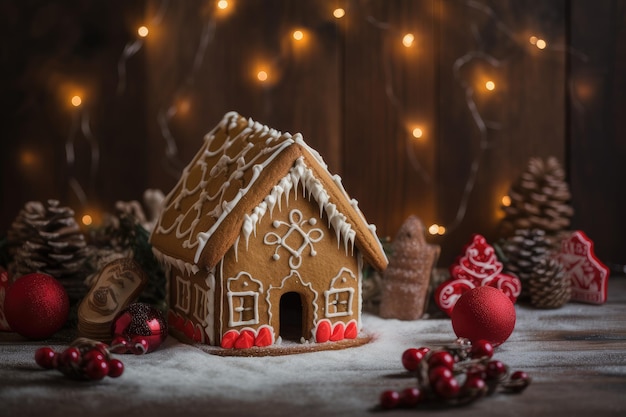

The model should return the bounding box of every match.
[324,268,357,318]
[175,275,191,313]
[228,292,259,326]
[325,288,354,318]
[192,284,208,325]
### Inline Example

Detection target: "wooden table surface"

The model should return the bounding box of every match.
[1,276,625,417]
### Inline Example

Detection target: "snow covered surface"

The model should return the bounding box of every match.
[2,277,626,417]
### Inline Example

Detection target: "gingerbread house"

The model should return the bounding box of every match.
[150,112,388,351]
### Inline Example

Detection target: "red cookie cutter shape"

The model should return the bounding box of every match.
[0,268,11,331]
[557,230,609,304]
[435,234,521,316]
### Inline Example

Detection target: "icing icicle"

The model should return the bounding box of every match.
[239,158,357,257]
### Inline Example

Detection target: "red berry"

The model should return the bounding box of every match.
[107,359,124,378]
[470,340,494,359]
[400,387,422,407]
[34,347,57,369]
[84,357,109,380]
[511,370,527,380]
[379,390,401,409]
[434,375,460,399]
[486,360,507,380]
[509,370,531,392]
[110,336,129,353]
[401,348,425,372]
[60,347,81,367]
[466,365,487,381]
[83,349,105,364]
[428,351,455,370]
[428,366,453,384]
[463,376,486,395]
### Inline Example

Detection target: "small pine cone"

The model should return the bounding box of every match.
[500,228,555,299]
[8,200,89,303]
[500,157,574,237]
[528,257,571,308]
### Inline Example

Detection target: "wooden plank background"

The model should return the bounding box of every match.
[1,0,625,268]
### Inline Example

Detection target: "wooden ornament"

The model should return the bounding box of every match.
[379,216,440,320]
[77,258,148,341]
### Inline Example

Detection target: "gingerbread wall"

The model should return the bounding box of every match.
[219,191,361,344]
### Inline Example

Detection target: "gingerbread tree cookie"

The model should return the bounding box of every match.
[379,216,440,320]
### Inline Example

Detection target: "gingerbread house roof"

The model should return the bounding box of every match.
[150,112,388,275]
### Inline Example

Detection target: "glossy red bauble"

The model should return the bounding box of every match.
[111,303,168,353]
[4,273,69,340]
[451,286,516,347]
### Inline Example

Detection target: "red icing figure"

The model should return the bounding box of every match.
[557,230,609,304]
[435,235,521,316]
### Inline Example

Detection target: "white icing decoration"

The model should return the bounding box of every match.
[226,272,264,328]
[263,209,324,270]
[151,111,386,268]
[240,157,360,260]
[174,275,191,314]
[265,270,319,329]
[357,253,363,330]
[152,247,199,275]
[204,269,216,344]
[153,112,297,264]
[324,268,357,318]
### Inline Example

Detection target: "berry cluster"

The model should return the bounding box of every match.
[34,337,125,381]
[379,338,531,410]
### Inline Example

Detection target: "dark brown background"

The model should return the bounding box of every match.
[1,0,625,267]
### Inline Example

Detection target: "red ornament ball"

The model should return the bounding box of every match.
[451,286,516,347]
[111,303,168,353]
[4,273,69,340]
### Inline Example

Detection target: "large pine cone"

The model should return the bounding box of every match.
[499,228,555,299]
[7,200,89,303]
[527,257,571,308]
[500,157,573,237]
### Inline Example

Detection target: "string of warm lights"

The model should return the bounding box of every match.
[65,94,99,215]
[361,0,573,237]
[53,0,576,239]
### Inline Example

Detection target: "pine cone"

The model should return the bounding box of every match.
[8,200,89,303]
[500,157,574,237]
[527,257,570,308]
[499,228,554,299]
